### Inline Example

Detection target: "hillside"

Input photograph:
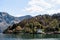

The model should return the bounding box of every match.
[3,13,60,34]
[0,12,32,32]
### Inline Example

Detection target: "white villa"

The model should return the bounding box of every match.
[37,29,44,33]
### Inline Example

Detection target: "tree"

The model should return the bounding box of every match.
[49,19,58,28]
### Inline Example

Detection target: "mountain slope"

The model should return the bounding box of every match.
[3,13,60,34]
[4,13,60,33]
[0,12,32,32]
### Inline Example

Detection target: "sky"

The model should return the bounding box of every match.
[0,0,60,17]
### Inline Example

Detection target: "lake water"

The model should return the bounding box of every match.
[0,33,60,40]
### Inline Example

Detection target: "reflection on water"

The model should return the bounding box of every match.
[0,33,60,40]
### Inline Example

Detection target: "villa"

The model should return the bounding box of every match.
[37,29,44,34]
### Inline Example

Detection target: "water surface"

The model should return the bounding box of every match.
[0,33,60,40]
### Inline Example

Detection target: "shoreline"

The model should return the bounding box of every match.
[3,32,60,34]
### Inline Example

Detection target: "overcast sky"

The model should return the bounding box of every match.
[0,0,60,17]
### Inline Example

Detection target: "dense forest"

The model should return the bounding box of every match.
[3,13,60,34]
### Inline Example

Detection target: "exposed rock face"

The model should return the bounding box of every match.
[0,12,32,32]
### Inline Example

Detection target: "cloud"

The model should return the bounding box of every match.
[47,9,60,15]
[23,0,60,15]
[28,0,52,8]
[24,5,45,13]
